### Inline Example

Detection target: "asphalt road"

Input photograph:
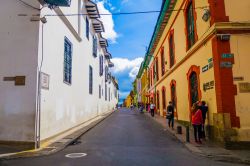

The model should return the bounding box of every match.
[0,108,244,166]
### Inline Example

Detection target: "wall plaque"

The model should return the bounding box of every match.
[239,82,250,93]
[234,77,244,81]
[202,65,209,72]
[222,53,234,59]
[220,62,232,68]
[15,76,25,86]
[203,81,214,92]
[41,72,50,90]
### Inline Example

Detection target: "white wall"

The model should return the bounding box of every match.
[38,0,117,140]
[0,0,40,142]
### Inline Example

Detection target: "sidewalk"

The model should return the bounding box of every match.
[146,112,250,165]
[0,111,114,160]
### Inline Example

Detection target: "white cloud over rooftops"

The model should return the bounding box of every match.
[111,57,143,79]
[96,1,118,43]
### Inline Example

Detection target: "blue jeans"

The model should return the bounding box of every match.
[167,117,174,128]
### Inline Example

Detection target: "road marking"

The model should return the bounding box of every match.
[65,153,87,158]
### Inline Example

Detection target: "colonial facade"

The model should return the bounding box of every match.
[0,0,118,148]
[137,0,250,147]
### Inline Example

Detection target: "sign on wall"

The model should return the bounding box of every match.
[41,72,50,90]
[203,81,214,92]
[239,82,250,93]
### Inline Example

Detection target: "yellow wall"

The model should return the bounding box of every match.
[151,0,217,124]
[231,35,250,141]
[225,0,250,22]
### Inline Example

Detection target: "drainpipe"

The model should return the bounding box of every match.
[35,22,45,149]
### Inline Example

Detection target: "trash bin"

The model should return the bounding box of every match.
[177,126,182,134]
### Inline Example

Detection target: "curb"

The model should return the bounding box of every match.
[0,111,114,160]
[145,113,250,165]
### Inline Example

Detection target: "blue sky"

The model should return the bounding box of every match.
[95,0,162,100]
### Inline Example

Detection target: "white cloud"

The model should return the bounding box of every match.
[111,57,143,79]
[96,2,118,43]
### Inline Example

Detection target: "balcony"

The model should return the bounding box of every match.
[99,35,108,48]
[85,0,100,19]
[92,19,105,33]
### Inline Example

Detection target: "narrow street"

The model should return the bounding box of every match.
[0,108,243,166]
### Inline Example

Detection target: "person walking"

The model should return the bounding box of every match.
[200,101,208,138]
[166,101,174,129]
[191,103,203,143]
[150,101,155,117]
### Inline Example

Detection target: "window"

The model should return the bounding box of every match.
[63,37,72,85]
[89,66,93,94]
[109,88,110,101]
[105,66,108,82]
[99,85,101,99]
[93,35,97,57]
[170,80,177,109]
[86,17,89,40]
[99,55,104,76]
[186,1,196,49]
[160,47,165,76]
[105,84,107,101]
[156,91,160,109]
[162,87,166,110]
[155,57,159,81]
[169,30,175,68]
[189,72,198,105]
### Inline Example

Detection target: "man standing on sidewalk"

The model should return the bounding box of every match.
[150,101,155,117]
[166,101,174,129]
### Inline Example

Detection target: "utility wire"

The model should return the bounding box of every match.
[44,6,209,17]
[17,0,41,11]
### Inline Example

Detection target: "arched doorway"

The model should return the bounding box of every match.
[170,80,178,119]
[162,86,166,116]
[189,72,199,105]
[187,65,201,120]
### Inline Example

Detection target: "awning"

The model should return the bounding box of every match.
[92,19,104,33]
[85,0,100,19]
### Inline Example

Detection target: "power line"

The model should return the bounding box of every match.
[44,6,209,17]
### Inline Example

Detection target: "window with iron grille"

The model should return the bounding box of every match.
[99,55,103,76]
[155,57,159,81]
[161,48,165,76]
[99,85,101,99]
[162,88,166,109]
[93,35,97,57]
[86,17,89,40]
[169,33,175,68]
[63,37,72,85]
[89,65,93,94]
[186,2,195,49]
[105,66,108,82]
[105,84,107,101]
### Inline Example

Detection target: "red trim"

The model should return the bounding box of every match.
[208,0,229,25]
[162,86,166,116]
[155,57,159,81]
[211,37,240,128]
[186,65,202,120]
[153,0,186,66]
[170,80,178,119]
[168,29,176,68]
[156,90,160,111]
[161,47,165,76]
[183,0,198,51]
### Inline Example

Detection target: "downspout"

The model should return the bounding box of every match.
[35,22,45,149]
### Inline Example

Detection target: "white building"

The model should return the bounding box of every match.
[0,0,118,148]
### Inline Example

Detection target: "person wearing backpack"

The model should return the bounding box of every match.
[166,101,174,129]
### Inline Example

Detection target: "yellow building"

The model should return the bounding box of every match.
[125,94,133,108]
[141,0,250,147]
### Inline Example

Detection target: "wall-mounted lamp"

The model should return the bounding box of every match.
[30,16,47,24]
[202,9,210,22]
